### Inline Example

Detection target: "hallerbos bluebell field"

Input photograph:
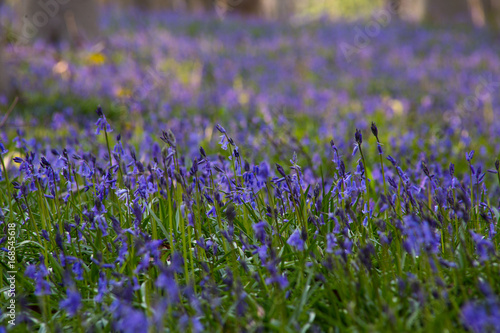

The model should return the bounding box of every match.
[1,5,500,333]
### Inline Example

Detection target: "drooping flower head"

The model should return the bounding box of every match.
[287,229,305,251]
[95,106,113,135]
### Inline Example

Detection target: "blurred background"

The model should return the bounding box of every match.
[1,0,500,96]
[0,0,499,185]
[0,0,499,142]
[1,0,499,47]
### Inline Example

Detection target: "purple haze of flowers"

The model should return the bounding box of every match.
[287,229,305,251]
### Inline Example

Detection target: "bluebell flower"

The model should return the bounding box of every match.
[0,142,8,155]
[461,298,500,333]
[156,269,180,305]
[254,244,268,263]
[377,143,383,155]
[275,163,287,178]
[386,155,397,166]
[352,145,359,156]
[94,272,108,303]
[171,252,184,273]
[116,241,129,267]
[371,122,379,138]
[60,289,82,317]
[258,162,270,180]
[355,129,363,145]
[215,124,226,134]
[218,134,229,150]
[265,273,289,290]
[402,215,440,256]
[41,229,50,242]
[470,231,495,262]
[25,259,51,296]
[24,265,37,279]
[253,221,268,243]
[466,150,475,162]
[287,229,305,251]
[326,233,337,253]
[72,261,84,281]
[114,305,149,333]
[180,315,203,333]
[235,281,248,317]
[35,275,51,296]
[135,253,150,273]
[95,107,113,135]
[336,237,353,262]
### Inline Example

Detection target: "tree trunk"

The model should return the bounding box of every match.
[397,0,472,23]
[424,0,471,22]
[22,0,99,45]
[232,0,262,16]
[106,0,263,16]
[482,0,500,29]
[260,0,296,19]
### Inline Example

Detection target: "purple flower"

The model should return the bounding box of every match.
[461,298,500,333]
[171,252,184,273]
[180,315,203,333]
[95,107,113,135]
[95,215,109,236]
[265,274,289,290]
[402,215,440,256]
[254,244,268,263]
[60,289,82,317]
[326,233,337,253]
[94,272,108,303]
[377,143,383,155]
[215,124,226,134]
[156,270,179,305]
[258,162,270,180]
[72,261,84,281]
[253,221,268,243]
[41,230,50,242]
[386,155,397,166]
[466,150,475,162]
[470,231,495,262]
[114,305,149,333]
[218,135,228,150]
[287,229,305,251]
[25,259,51,296]
[0,142,8,155]
[355,129,363,145]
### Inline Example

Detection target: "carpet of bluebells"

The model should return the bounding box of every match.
[1,6,500,333]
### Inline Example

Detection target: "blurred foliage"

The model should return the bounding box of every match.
[299,0,386,19]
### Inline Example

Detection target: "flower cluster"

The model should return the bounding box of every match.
[0,6,499,332]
